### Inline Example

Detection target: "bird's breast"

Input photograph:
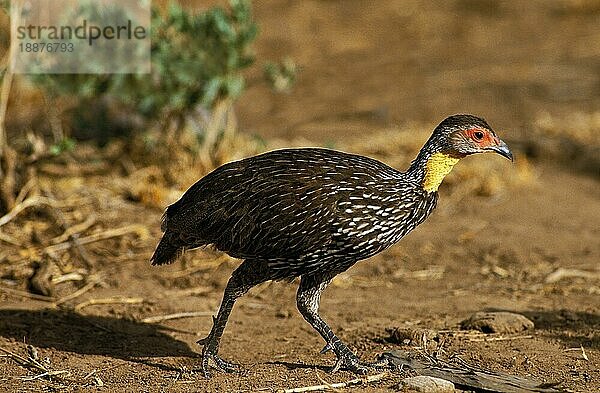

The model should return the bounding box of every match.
[328,186,437,259]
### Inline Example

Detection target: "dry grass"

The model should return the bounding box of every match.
[526,111,600,175]
[535,111,600,147]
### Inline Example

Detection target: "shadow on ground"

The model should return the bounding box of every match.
[0,308,197,359]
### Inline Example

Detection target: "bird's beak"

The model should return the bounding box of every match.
[487,138,513,162]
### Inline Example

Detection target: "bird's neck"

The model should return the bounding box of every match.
[408,146,463,193]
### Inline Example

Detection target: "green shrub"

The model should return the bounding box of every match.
[31,0,257,142]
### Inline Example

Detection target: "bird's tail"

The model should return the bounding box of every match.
[150,232,183,266]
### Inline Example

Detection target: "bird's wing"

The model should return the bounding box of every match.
[160,148,415,265]
[162,149,347,258]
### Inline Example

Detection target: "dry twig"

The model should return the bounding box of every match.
[0,346,47,372]
[380,350,564,393]
[468,334,534,342]
[545,268,600,283]
[51,272,86,285]
[163,286,212,298]
[0,196,57,228]
[0,285,55,302]
[142,311,215,324]
[0,58,12,159]
[21,370,71,381]
[564,346,589,361]
[53,275,103,306]
[0,230,19,245]
[74,296,145,311]
[0,16,18,213]
[50,214,97,244]
[14,176,37,205]
[0,346,72,382]
[42,205,96,268]
[276,372,389,393]
[393,265,445,280]
[44,225,148,254]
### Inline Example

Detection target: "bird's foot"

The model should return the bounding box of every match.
[197,338,244,378]
[202,353,243,377]
[330,354,369,375]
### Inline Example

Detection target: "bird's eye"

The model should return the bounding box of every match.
[473,131,485,141]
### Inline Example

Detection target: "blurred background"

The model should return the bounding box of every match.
[0,1,598,391]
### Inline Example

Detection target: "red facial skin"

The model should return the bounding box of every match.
[464,127,500,148]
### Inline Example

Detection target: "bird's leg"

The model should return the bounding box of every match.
[197,293,242,377]
[197,259,268,377]
[297,275,377,375]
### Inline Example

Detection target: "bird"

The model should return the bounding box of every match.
[150,114,513,377]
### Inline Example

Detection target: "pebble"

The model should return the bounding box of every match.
[403,376,455,393]
[387,327,439,347]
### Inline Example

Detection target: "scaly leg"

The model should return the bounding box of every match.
[197,259,271,377]
[296,274,394,374]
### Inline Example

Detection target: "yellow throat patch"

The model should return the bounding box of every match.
[422,152,461,193]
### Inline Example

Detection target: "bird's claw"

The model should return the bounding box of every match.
[197,355,243,378]
[197,337,244,378]
[329,354,369,375]
[198,351,244,378]
[320,343,333,354]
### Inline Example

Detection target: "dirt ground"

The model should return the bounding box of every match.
[1,1,599,392]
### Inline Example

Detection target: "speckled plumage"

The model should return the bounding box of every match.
[150,114,512,377]
[155,148,437,279]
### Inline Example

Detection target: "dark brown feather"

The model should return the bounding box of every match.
[152,148,437,278]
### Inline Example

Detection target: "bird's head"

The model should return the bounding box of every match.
[431,114,513,161]
[417,114,513,193]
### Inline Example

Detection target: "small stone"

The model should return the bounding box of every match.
[387,327,439,346]
[403,376,455,393]
[461,311,534,334]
